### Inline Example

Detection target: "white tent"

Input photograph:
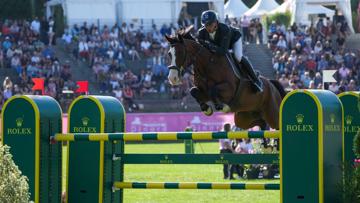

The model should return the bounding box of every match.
[224,0,249,18]
[46,0,225,30]
[269,0,335,23]
[46,0,117,27]
[244,0,279,18]
[268,0,354,33]
[269,0,293,14]
[293,0,354,32]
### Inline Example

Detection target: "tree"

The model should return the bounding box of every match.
[0,144,30,203]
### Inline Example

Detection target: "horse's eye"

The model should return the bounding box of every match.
[168,52,171,59]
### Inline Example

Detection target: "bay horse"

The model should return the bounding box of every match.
[165,33,286,130]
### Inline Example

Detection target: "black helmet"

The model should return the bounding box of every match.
[201,10,218,26]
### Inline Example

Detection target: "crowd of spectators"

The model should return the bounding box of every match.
[220,123,279,180]
[67,15,360,112]
[64,21,194,111]
[0,18,77,111]
[0,14,358,112]
[225,15,359,93]
[266,18,359,92]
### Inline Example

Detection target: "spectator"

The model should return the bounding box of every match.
[62,30,73,51]
[123,85,138,112]
[0,49,3,68]
[219,123,234,179]
[241,16,250,43]
[128,46,141,61]
[276,35,287,51]
[255,19,263,44]
[30,17,40,34]
[48,17,55,45]
[3,77,13,90]
[78,39,89,61]
[3,85,12,101]
[113,86,123,102]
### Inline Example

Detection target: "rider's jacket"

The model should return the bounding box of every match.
[197,22,241,55]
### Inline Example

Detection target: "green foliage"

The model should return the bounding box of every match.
[342,130,360,202]
[354,130,360,159]
[267,11,292,29]
[0,0,31,19]
[353,11,359,33]
[0,0,46,20]
[0,144,30,203]
[351,0,359,11]
[342,162,360,202]
[242,0,284,9]
[242,0,258,8]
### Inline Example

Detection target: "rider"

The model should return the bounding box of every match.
[197,10,263,92]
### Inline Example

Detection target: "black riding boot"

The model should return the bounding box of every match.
[241,56,263,92]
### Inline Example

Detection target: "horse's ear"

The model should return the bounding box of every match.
[184,25,194,34]
[165,35,173,43]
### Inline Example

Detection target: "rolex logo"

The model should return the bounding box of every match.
[16,117,23,127]
[296,114,304,124]
[330,114,335,124]
[164,155,168,160]
[345,115,353,125]
[82,117,90,126]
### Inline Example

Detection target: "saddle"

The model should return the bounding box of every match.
[225,53,248,80]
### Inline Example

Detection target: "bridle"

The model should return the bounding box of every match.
[168,43,188,76]
[168,41,202,77]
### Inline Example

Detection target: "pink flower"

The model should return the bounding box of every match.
[354,159,360,167]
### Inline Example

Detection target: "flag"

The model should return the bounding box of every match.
[76,81,89,94]
[32,78,44,95]
[323,70,337,83]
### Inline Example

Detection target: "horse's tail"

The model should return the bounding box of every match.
[270,80,287,98]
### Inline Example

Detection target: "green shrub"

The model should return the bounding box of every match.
[0,144,30,203]
[267,11,292,29]
[342,130,360,202]
[354,129,360,158]
[342,163,360,202]
[352,11,359,33]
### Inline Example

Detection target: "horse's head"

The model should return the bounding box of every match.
[165,34,189,85]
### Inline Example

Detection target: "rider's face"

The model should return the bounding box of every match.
[205,22,218,33]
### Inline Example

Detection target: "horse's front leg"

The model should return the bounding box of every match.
[209,83,233,113]
[190,86,213,116]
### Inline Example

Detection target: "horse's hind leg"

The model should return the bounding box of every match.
[190,87,213,116]
[262,99,280,130]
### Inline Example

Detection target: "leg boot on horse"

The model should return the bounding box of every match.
[209,86,231,113]
[190,87,213,116]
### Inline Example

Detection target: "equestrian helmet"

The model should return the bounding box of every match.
[201,10,218,26]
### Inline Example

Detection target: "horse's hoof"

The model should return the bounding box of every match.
[221,104,231,113]
[203,107,213,116]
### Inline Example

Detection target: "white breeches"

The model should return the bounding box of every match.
[232,37,243,62]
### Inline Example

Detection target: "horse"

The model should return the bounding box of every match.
[165,33,286,130]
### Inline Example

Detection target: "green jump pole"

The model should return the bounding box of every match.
[54,130,280,142]
[113,182,280,190]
